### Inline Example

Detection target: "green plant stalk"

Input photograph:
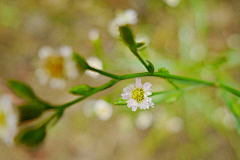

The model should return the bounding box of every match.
[131,49,150,73]
[88,67,120,79]
[52,67,240,110]
[53,79,119,109]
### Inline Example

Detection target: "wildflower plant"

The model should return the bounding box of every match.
[2,24,240,148]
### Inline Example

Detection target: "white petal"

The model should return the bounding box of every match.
[59,45,72,57]
[132,106,137,112]
[145,91,152,96]
[85,70,99,78]
[0,95,18,147]
[143,82,152,91]
[124,9,138,24]
[49,78,66,90]
[65,61,79,79]
[123,85,134,93]
[38,46,53,59]
[88,29,100,41]
[121,93,131,100]
[126,99,138,108]
[35,68,50,85]
[86,57,103,69]
[135,78,142,88]
[0,95,13,112]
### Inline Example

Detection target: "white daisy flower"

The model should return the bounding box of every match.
[88,29,100,42]
[121,78,154,111]
[93,99,113,121]
[0,95,18,146]
[85,56,103,78]
[135,111,154,130]
[35,45,79,89]
[108,9,138,38]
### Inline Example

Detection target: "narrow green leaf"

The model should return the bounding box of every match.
[15,125,46,148]
[119,25,136,51]
[72,53,89,70]
[69,84,94,96]
[18,102,47,122]
[222,92,240,134]
[8,80,37,100]
[113,97,127,105]
[146,60,154,74]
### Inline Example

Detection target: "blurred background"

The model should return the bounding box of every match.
[0,0,240,159]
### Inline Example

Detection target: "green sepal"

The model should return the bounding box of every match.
[113,97,127,105]
[8,80,38,101]
[17,102,47,122]
[69,84,94,96]
[136,42,145,48]
[146,60,154,74]
[15,125,46,148]
[119,25,136,52]
[72,53,89,70]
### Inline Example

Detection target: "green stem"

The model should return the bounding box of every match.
[52,69,240,110]
[88,67,120,79]
[131,50,149,72]
[167,79,179,89]
[54,79,119,109]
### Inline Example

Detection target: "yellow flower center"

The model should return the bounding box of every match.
[132,88,145,103]
[44,55,64,78]
[0,111,6,127]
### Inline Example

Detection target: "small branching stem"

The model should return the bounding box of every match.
[49,67,240,110]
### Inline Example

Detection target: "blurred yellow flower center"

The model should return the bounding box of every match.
[99,108,106,115]
[132,88,144,102]
[0,111,6,127]
[44,55,64,78]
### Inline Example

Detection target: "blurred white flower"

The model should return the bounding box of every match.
[0,95,18,146]
[108,9,138,37]
[121,78,154,111]
[189,44,207,62]
[212,107,236,130]
[94,99,113,121]
[35,45,79,89]
[85,57,103,78]
[88,29,100,41]
[164,0,180,7]
[166,117,184,133]
[135,111,154,130]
